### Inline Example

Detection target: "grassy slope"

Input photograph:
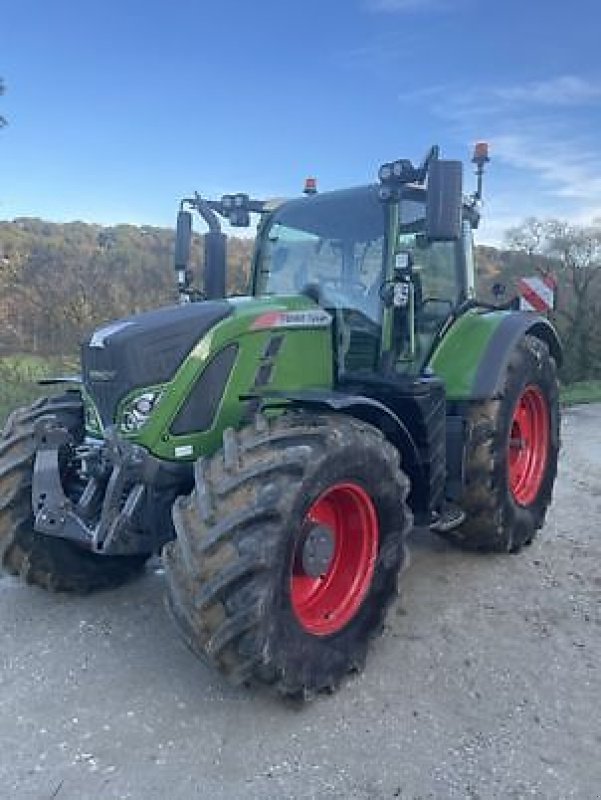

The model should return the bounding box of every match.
[559,380,601,407]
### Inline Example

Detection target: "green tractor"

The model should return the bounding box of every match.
[0,144,561,698]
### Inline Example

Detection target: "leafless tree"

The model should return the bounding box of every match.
[506,218,601,381]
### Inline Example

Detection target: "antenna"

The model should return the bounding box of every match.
[472,142,490,201]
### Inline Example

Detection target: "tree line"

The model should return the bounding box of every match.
[0,216,599,383]
[0,218,252,354]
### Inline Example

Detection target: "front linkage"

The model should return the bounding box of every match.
[32,414,189,556]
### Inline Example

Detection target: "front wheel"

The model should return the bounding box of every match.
[163,412,412,698]
[0,394,149,592]
[438,335,560,553]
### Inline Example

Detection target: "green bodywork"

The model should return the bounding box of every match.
[428,309,507,401]
[84,295,333,461]
[82,298,509,462]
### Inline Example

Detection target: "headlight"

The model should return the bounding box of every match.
[84,396,103,435]
[120,390,163,433]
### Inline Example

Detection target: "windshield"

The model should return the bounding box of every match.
[255,185,386,323]
[253,186,461,377]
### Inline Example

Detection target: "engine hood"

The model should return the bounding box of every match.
[82,301,232,425]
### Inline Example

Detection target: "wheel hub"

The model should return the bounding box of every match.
[290,482,380,637]
[508,384,550,506]
[301,524,335,578]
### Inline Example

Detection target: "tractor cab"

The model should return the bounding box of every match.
[252,182,474,379]
[176,145,480,384]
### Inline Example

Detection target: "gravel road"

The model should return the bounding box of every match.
[1,404,600,800]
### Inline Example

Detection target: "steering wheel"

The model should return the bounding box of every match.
[417,297,454,332]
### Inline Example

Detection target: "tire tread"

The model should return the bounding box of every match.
[164,411,412,697]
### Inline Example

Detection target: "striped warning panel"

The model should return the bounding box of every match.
[518,275,556,312]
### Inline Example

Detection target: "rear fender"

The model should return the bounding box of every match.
[472,313,562,399]
[430,309,562,401]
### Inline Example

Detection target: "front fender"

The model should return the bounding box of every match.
[256,388,426,514]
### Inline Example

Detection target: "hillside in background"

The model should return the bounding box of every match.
[0,218,253,355]
[0,218,596,382]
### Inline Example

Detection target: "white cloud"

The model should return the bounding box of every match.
[399,75,601,241]
[400,75,601,121]
[494,75,601,107]
[473,129,601,241]
[492,133,601,202]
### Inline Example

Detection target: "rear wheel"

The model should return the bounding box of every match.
[438,335,560,552]
[0,393,149,592]
[163,412,412,698]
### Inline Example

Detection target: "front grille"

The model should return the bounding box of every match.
[83,346,125,426]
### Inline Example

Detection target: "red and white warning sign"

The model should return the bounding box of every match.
[517,274,557,312]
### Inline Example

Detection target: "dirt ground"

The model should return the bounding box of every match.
[1,404,600,800]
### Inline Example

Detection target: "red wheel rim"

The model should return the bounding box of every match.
[290,482,379,636]
[508,385,550,506]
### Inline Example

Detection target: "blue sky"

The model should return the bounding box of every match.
[2,0,601,244]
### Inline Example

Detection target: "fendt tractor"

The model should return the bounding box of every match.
[0,144,561,698]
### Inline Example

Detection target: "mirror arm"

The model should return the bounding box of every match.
[416,145,440,183]
[193,194,222,234]
[180,195,223,234]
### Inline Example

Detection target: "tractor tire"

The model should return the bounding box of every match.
[438,334,560,553]
[0,393,149,592]
[163,411,412,699]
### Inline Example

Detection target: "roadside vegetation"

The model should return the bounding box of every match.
[0,354,76,425]
[560,380,601,407]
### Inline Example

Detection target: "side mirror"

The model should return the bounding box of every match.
[174,210,192,271]
[204,231,227,299]
[426,160,463,241]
